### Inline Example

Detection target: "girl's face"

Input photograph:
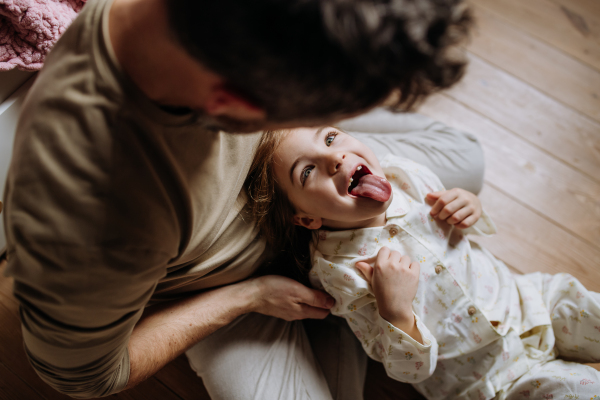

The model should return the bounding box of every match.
[273,127,393,230]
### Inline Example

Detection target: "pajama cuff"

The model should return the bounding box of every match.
[462,208,497,236]
[378,312,433,352]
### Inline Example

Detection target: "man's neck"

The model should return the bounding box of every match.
[108,0,220,109]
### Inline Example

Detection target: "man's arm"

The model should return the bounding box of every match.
[10,239,332,399]
[125,274,334,390]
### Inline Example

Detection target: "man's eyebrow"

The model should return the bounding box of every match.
[288,127,328,185]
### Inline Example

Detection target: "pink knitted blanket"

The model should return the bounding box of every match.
[0,0,86,71]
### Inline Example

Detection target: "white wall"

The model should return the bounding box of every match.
[0,73,35,251]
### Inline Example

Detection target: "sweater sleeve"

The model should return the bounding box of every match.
[9,244,169,398]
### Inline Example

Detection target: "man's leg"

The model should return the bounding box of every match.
[186,312,367,400]
[339,108,485,194]
[303,315,368,400]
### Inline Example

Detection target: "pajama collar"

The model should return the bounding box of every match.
[315,185,409,258]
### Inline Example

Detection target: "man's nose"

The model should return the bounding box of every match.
[327,153,345,175]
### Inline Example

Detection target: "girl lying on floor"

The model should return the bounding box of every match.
[245,126,600,400]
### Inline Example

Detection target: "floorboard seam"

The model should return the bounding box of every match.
[484,180,600,252]
[441,92,600,186]
[464,47,600,125]
[473,0,600,73]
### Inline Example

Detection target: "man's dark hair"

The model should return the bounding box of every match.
[166,0,472,123]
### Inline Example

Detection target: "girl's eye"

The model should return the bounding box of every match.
[325,132,338,146]
[301,166,313,185]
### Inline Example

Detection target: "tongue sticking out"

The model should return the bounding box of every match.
[350,174,392,202]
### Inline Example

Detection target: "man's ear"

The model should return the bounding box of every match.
[204,86,266,120]
[293,214,323,230]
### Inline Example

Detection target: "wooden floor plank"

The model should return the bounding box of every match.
[468,4,600,123]
[473,0,600,70]
[418,94,600,249]
[444,54,600,182]
[105,380,182,400]
[469,184,600,293]
[420,93,600,290]
[589,363,600,371]
[548,0,600,30]
[0,362,44,400]
[153,355,210,400]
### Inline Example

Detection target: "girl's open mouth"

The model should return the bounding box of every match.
[347,165,392,202]
[348,165,369,193]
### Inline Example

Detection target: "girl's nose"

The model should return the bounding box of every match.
[328,153,345,174]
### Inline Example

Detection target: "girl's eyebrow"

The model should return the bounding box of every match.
[288,126,328,185]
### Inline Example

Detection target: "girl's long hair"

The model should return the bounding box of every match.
[245,131,315,281]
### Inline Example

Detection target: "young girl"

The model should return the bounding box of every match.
[245,126,600,400]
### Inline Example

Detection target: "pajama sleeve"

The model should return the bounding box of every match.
[461,209,497,236]
[310,255,438,383]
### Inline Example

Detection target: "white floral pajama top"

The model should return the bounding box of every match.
[309,155,558,400]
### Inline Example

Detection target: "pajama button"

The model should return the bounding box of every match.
[389,227,399,236]
[435,264,443,274]
[468,306,477,316]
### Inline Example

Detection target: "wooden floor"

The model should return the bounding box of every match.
[0,0,599,398]
[418,0,600,290]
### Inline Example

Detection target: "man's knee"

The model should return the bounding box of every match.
[186,313,332,400]
[341,110,486,194]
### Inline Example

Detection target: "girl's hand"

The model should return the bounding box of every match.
[355,247,420,335]
[426,188,482,229]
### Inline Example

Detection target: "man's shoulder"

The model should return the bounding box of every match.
[22,0,125,131]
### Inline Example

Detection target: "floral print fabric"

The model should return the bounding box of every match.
[309,155,600,399]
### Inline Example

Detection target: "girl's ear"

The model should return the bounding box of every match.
[293,214,323,230]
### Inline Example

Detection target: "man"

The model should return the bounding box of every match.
[2,0,480,398]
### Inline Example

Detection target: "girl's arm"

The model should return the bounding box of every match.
[312,247,438,383]
[355,247,422,343]
[343,307,437,383]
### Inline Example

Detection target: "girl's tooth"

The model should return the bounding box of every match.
[357,166,362,170]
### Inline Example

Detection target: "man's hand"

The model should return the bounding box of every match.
[247,275,334,321]
[355,247,420,339]
[426,188,482,229]
[126,274,333,390]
